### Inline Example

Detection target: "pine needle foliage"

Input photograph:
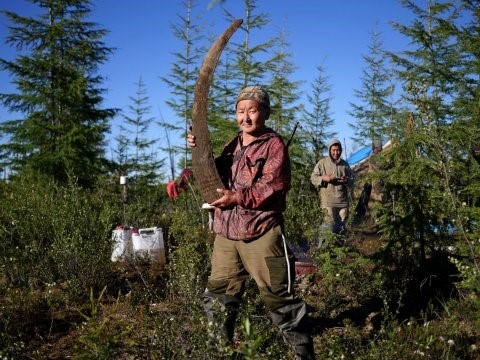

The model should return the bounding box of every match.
[0,0,116,187]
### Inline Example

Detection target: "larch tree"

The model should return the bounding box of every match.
[0,0,116,188]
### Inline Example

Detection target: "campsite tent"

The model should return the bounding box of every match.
[347,146,372,167]
[347,139,392,170]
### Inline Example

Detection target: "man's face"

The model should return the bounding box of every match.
[330,145,342,161]
[236,99,268,136]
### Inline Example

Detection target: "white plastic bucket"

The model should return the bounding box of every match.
[111,226,133,262]
[131,227,166,266]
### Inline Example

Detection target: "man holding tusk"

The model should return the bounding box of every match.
[188,85,315,359]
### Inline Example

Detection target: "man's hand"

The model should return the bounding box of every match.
[187,133,196,148]
[210,188,239,209]
[322,174,334,183]
[324,174,347,185]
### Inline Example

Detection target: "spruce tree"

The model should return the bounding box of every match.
[451,0,480,274]
[300,63,336,167]
[383,0,462,269]
[285,63,336,247]
[455,0,480,161]
[157,112,180,181]
[261,25,323,245]
[0,0,116,187]
[207,50,239,155]
[118,77,163,186]
[223,0,274,89]
[160,0,204,173]
[206,0,277,154]
[348,28,396,146]
[112,131,130,179]
[267,26,302,138]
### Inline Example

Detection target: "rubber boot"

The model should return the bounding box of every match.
[269,301,315,360]
[203,292,240,345]
[287,333,315,360]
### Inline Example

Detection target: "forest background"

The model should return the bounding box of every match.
[0,0,479,359]
[0,0,418,178]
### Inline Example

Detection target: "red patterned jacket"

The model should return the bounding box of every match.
[213,128,291,241]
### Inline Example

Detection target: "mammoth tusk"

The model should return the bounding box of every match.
[191,19,243,204]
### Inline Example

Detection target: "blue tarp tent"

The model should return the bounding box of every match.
[347,145,372,166]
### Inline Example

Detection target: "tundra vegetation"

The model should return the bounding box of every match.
[0,0,479,359]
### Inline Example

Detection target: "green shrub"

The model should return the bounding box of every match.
[0,174,117,297]
[311,240,383,317]
[167,206,213,298]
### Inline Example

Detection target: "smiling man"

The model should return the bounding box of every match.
[311,138,355,243]
[188,86,315,359]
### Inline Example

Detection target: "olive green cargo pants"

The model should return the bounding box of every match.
[203,225,314,359]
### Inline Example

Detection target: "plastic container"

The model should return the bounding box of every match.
[131,227,166,266]
[111,225,133,262]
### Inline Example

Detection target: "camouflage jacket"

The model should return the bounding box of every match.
[213,128,291,241]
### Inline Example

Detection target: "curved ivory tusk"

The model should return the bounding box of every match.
[191,19,243,204]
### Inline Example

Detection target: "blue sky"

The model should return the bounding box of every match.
[0,0,415,174]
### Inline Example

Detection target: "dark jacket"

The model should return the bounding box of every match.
[213,128,291,241]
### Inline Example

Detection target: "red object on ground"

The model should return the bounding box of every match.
[294,259,317,277]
